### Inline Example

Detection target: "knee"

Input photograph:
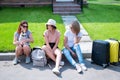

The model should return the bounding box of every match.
[41,45,46,50]
[23,45,31,51]
[16,46,22,51]
[62,48,70,56]
[56,52,62,58]
[74,44,80,49]
[41,45,48,52]
[55,49,62,56]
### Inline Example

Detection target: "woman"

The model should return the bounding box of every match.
[63,20,87,73]
[13,20,34,65]
[42,19,64,74]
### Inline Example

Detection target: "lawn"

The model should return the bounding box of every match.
[0,6,65,52]
[0,0,120,52]
[76,0,120,40]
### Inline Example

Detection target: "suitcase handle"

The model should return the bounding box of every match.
[109,38,118,41]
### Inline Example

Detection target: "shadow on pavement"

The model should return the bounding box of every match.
[85,58,120,72]
[17,57,120,76]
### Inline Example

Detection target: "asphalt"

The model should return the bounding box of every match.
[0,59,120,80]
[0,15,120,80]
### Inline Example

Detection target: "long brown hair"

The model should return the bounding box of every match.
[17,20,28,34]
[71,21,80,35]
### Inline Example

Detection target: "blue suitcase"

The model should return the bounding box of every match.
[92,40,110,68]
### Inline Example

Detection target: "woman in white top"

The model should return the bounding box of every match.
[42,19,64,75]
[63,21,87,73]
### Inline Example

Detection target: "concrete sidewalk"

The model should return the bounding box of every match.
[0,59,120,80]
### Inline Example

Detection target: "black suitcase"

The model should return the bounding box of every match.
[92,40,110,68]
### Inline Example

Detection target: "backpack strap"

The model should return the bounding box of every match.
[33,46,41,50]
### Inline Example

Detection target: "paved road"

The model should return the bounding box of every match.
[0,59,120,80]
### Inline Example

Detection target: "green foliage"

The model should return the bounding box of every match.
[76,1,120,40]
[0,0,120,52]
[0,6,65,52]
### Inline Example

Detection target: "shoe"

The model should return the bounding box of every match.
[80,63,87,71]
[75,64,82,73]
[25,56,31,64]
[52,68,60,75]
[13,57,20,65]
[60,61,64,66]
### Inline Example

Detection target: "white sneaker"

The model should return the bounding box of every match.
[25,56,31,64]
[52,68,60,75]
[80,63,87,71]
[75,64,82,73]
[60,61,64,66]
[13,57,20,65]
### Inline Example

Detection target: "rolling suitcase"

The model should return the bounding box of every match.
[106,39,119,64]
[92,40,110,68]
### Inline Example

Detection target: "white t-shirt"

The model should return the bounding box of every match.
[64,30,82,47]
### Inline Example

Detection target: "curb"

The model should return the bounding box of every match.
[0,52,91,61]
[0,53,15,60]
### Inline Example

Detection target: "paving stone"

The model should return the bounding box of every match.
[79,42,92,58]
[81,29,88,36]
[80,36,92,42]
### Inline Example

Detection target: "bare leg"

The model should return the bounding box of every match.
[54,49,62,69]
[23,45,31,57]
[52,48,62,74]
[13,45,23,65]
[15,45,23,58]
[23,45,31,63]
[42,45,56,62]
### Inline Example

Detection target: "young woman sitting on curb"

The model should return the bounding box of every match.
[42,19,64,75]
[13,20,34,65]
[62,20,87,73]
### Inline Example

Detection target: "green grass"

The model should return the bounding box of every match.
[76,0,120,40]
[0,6,65,52]
[0,0,120,52]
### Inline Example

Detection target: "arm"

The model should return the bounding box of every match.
[64,36,75,55]
[74,35,81,44]
[26,33,34,43]
[13,35,20,46]
[44,34,52,50]
[52,34,60,51]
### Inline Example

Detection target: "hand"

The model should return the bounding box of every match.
[71,51,76,57]
[52,47,56,53]
[16,41,21,46]
[15,41,23,46]
[47,45,51,50]
[20,39,28,45]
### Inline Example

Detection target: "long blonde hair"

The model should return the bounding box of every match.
[71,20,80,35]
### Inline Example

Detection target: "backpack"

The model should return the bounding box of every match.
[31,47,47,67]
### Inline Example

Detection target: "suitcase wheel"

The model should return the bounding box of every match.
[91,61,95,64]
[102,64,108,68]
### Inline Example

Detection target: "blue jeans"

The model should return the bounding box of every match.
[63,44,84,67]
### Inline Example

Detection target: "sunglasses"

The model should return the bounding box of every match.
[21,25,28,28]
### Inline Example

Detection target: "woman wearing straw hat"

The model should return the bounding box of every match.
[42,19,64,74]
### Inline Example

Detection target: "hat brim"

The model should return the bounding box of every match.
[46,23,56,29]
